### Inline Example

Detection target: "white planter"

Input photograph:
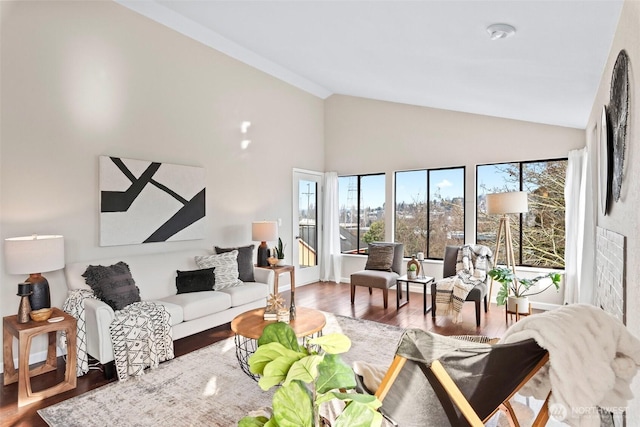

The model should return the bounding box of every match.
[408,270,417,279]
[507,296,530,314]
[277,259,286,266]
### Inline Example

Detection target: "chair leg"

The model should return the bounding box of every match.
[475,300,481,327]
[368,287,373,295]
[383,289,388,309]
[484,296,488,312]
[350,285,355,305]
[432,289,436,319]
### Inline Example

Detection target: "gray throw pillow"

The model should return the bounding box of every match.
[176,268,216,294]
[214,244,255,282]
[194,250,242,290]
[82,262,141,311]
[364,243,395,271]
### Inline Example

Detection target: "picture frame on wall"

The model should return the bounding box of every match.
[598,105,613,216]
[99,156,206,246]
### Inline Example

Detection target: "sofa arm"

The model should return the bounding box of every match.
[253,267,275,288]
[83,298,116,364]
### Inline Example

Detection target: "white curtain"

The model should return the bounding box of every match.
[321,172,342,282]
[564,148,590,304]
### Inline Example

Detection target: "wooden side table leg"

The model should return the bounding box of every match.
[65,323,77,387]
[18,333,35,406]
[3,326,17,385]
[289,269,295,295]
[273,273,279,296]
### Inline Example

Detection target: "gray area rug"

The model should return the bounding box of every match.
[38,313,404,427]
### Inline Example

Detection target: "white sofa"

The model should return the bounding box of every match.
[64,249,272,371]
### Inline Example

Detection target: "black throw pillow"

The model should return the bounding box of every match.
[176,268,216,294]
[214,244,255,282]
[82,262,141,311]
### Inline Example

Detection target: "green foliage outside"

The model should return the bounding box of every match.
[238,322,383,427]
[362,221,385,245]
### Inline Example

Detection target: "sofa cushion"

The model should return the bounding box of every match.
[176,268,216,294]
[194,251,242,290]
[365,243,395,271]
[214,245,255,282]
[159,291,231,322]
[82,262,141,311]
[148,300,184,326]
[217,282,269,307]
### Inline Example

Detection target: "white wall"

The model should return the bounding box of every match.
[324,94,585,306]
[585,0,640,422]
[0,1,324,368]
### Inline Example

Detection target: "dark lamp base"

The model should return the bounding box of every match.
[26,274,51,311]
[257,242,269,267]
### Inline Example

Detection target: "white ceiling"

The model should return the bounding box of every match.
[117,0,624,129]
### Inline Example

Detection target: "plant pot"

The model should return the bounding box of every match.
[277,259,286,266]
[407,270,417,279]
[507,296,530,314]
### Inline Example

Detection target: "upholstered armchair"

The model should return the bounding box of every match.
[431,245,491,327]
[350,242,404,309]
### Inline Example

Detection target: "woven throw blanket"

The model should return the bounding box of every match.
[63,289,100,377]
[435,245,492,323]
[109,301,174,381]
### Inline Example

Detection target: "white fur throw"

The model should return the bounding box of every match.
[499,304,640,427]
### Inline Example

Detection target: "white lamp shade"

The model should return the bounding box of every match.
[4,235,65,275]
[486,192,528,215]
[252,221,278,242]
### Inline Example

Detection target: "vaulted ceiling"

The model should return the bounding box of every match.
[118,0,624,129]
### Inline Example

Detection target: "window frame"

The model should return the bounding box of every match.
[338,172,386,255]
[394,166,466,260]
[475,157,567,269]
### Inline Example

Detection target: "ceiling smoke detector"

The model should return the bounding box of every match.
[487,23,516,40]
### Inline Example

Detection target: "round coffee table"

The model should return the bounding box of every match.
[231,307,326,380]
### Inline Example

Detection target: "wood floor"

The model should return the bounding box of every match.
[0,281,522,427]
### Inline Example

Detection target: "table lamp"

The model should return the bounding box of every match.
[4,235,65,312]
[252,221,277,267]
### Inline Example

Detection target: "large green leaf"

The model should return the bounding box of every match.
[283,355,323,385]
[238,416,269,427]
[272,380,313,427]
[308,333,351,354]
[258,355,303,390]
[333,401,383,427]
[249,342,304,375]
[330,392,381,410]
[258,322,300,351]
[315,354,356,394]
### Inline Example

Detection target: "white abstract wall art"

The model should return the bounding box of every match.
[99,156,205,246]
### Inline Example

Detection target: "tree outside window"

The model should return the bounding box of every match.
[477,159,567,268]
[395,167,465,259]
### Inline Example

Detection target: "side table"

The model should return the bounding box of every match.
[256,264,295,296]
[3,307,77,407]
[396,275,435,314]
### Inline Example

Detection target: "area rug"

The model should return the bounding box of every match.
[38,313,404,427]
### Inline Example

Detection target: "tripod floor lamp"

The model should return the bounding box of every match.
[485,191,529,310]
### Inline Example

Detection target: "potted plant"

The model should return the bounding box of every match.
[407,263,418,279]
[274,238,286,266]
[239,322,383,427]
[488,267,562,314]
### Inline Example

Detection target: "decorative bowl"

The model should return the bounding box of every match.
[267,257,279,267]
[30,307,53,322]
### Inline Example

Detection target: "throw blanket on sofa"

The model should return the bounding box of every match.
[109,301,174,381]
[500,304,640,427]
[435,245,492,323]
[63,289,100,377]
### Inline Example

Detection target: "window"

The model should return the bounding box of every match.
[394,167,465,259]
[338,174,385,254]
[476,159,567,268]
